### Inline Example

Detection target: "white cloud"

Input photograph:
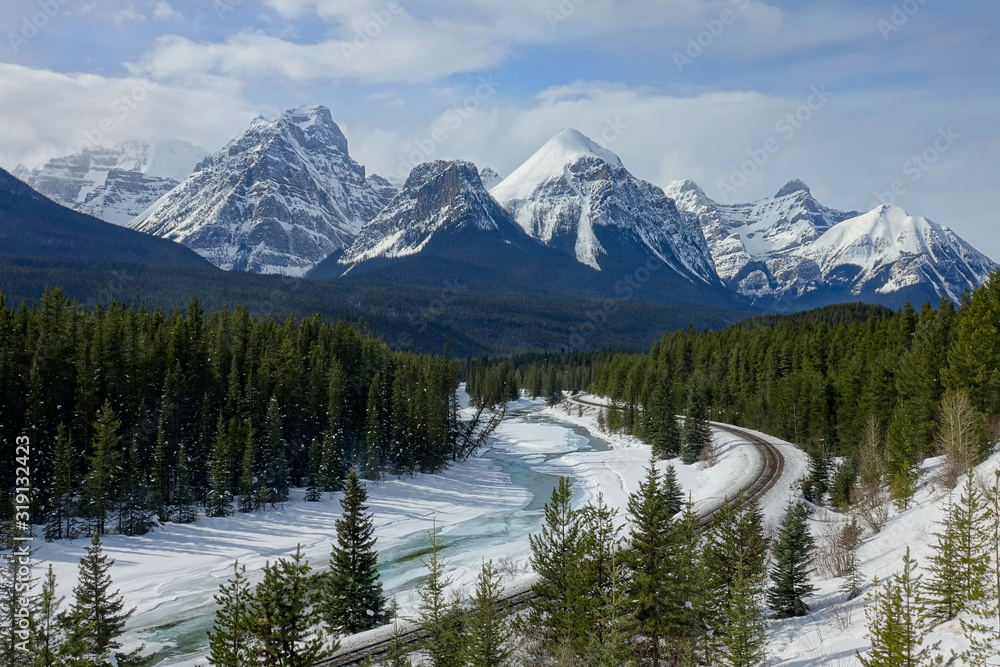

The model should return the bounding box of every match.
[152,1,181,21]
[112,4,147,24]
[0,64,258,170]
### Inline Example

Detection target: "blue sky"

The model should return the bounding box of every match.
[1,0,998,261]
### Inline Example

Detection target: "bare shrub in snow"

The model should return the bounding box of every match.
[816,519,864,578]
[936,389,988,488]
[853,483,891,534]
[858,415,885,486]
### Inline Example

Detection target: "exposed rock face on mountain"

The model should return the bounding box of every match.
[491,129,719,285]
[665,178,995,306]
[0,165,214,270]
[20,139,207,225]
[132,106,386,276]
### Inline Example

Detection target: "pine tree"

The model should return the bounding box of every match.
[252,546,332,667]
[857,548,943,667]
[238,421,259,514]
[719,557,768,667]
[263,398,289,505]
[924,473,991,624]
[207,561,257,667]
[767,502,816,618]
[30,566,65,667]
[416,525,464,667]
[466,560,513,667]
[0,534,37,667]
[64,532,140,661]
[173,445,198,524]
[526,477,587,655]
[840,518,865,601]
[321,468,385,635]
[664,500,709,659]
[625,464,671,665]
[206,414,233,518]
[45,425,75,541]
[802,451,830,505]
[660,464,684,516]
[649,377,681,459]
[119,440,154,536]
[151,417,170,523]
[85,401,120,536]
[682,381,711,464]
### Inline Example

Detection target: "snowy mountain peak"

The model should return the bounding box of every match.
[11,164,31,182]
[479,167,504,190]
[340,160,518,266]
[546,128,624,167]
[664,178,707,199]
[774,179,811,198]
[132,107,385,276]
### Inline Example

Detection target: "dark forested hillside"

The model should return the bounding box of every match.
[0,288,469,533]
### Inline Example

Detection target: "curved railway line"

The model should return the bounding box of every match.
[318,398,785,667]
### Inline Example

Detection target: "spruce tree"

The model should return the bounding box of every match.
[85,401,120,536]
[263,398,289,505]
[207,562,257,667]
[238,422,259,514]
[924,473,991,624]
[151,417,170,523]
[65,532,140,661]
[719,558,768,667]
[526,477,587,655]
[840,518,865,601]
[802,451,830,505]
[625,464,671,665]
[682,381,711,464]
[119,440,154,536]
[252,546,332,667]
[649,377,681,459]
[857,548,943,667]
[660,464,684,516]
[45,424,75,541]
[466,560,513,667]
[416,525,464,667]
[767,502,816,618]
[0,535,37,667]
[173,445,198,524]
[664,500,709,658]
[30,565,65,667]
[321,468,385,635]
[206,414,233,518]
[304,440,324,503]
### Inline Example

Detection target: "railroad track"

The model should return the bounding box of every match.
[318,397,785,667]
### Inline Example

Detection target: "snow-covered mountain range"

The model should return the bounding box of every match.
[16,139,207,226]
[8,113,995,309]
[132,106,387,276]
[665,178,995,306]
[491,129,719,285]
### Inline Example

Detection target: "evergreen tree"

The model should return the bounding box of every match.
[466,560,513,667]
[719,558,768,667]
[84,401,120,536]
[857,549,944,667]
[173,445,197,524]
[64,532,141,662]
[625,464,671,665]
[526,477,587,655]
[0,535,37,667]
[660,464,684,516]
[252,546,332,667]
[321,468,386,635]
[416,525,464,667]
[30,566,65,667]
[45,425,75,541]
[207,562,257,667]
[767,502,816,618]
[924,473,991,624]
[840,518,865,601]
[830,457,859,510]
[664,501,709,659]
[649,377,681,459]
[238,422,259,514]
[304,440,324,503]
[151,417,170,523]
[802,451,830,505]
[206,414,233,518]
[263,398,289,505]
[682,380,711,464]
[119,440,154,536]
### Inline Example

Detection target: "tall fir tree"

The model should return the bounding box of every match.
[648,377,681,459]
[465,560,514,667]
[625,464,671,665]
[207,562,257,667]
[173,445,198,524]
[320,468,386,635]
[924,473,991,624]
[682,380,712,464]
[45,424,75,541]
[719,557,768,667]
[660,464,684,516]
[238,421,259,514]
[416,525,464,667]
[85,401,120,536]
[119,440,154,536]
[767,502,816,618]
[206,414,233,518]
[526,477,588,655]
[30,565,65,667]
[64,532,142,663]
[262,398,289,505]
[151,417,170,523]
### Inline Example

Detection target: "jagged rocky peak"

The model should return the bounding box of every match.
[774,178,811,198]
[367,173,399,207]
[11,164,31,182]
[340,160,516,266]
[480,167,504,190]
[132,105,386,276]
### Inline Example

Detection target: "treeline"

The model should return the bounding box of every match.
[0,288,467,538]
[465,351,615,406]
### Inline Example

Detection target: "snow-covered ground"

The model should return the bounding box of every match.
[30,393,796,665]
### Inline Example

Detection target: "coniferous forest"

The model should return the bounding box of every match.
[0,288,475,536]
